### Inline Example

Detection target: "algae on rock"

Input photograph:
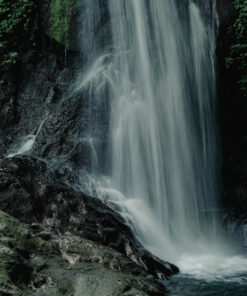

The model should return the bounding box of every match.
[48,0,80,45]
[0,211,36,296]
[49,0,70,44]
[0,210,169,296]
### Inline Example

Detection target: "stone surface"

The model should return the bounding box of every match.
[0,210,48,295]
[0,155,179,281]
[0,210,169,296]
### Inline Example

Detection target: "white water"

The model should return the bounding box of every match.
[7,118,47,158]
[106,0,219,253]
[178,253,247,283]
[73,0,247,284]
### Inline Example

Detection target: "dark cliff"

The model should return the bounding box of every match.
[217,0,247,212]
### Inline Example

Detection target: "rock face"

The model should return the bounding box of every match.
[0,210,34,295]
[0,210,169,296]
[0,155,178,295]
[216,0,247,212]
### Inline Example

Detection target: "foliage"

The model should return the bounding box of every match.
[48,0,81,45]
[0,0,38,68]
[225,0,247,95]
[49,0,70,44]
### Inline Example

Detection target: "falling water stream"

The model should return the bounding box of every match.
[69,0,247,294]
[105,0,219,257]
[7,117,48,158]
[70,0,247,294]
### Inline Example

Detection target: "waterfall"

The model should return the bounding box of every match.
[75,0,220,262]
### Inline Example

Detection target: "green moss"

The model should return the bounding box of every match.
[49,0,70,44]
[0,212,31,295]
[0,211,51,255]
[48,0,81,45]
[0,211,29,240]
[0,211,54,295]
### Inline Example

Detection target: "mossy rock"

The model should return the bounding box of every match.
[0,210,168,295]
[0,211,52,295]
[0,211,31,295]
[48,0,81,46]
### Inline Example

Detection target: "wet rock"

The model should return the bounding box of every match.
[0,49,95,173]
[0,155,179,280]
[0,48,72,159]
[0,210,45,295]
[0,210,169,296]
[34,232,168,296]
[222,210,247,248]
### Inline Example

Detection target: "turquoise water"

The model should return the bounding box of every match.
[167,274,247,296]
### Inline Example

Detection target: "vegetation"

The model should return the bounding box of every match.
[0,0,38,68]
[48,0,80,45]
[0,0,79,68]
[226,0,247,95]
[49,0,70,44]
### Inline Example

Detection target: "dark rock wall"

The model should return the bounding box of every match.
[0,0,110,176]
[0,0,88,176]
[216,0,247,212]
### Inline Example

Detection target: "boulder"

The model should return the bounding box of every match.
[0,155,179,281]
[0,210,169,296]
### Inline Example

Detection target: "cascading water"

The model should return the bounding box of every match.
[71,0,247,293]
[106,0,219,258]
[76,0,220,258]
[7,117,48,158]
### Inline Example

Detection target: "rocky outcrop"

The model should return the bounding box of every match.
[0,156,178,282]
[0,210,170,296]
[0,39,91,176]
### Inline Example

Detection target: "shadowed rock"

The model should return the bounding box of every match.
[0,210,169,296]
[0,155,179,280]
